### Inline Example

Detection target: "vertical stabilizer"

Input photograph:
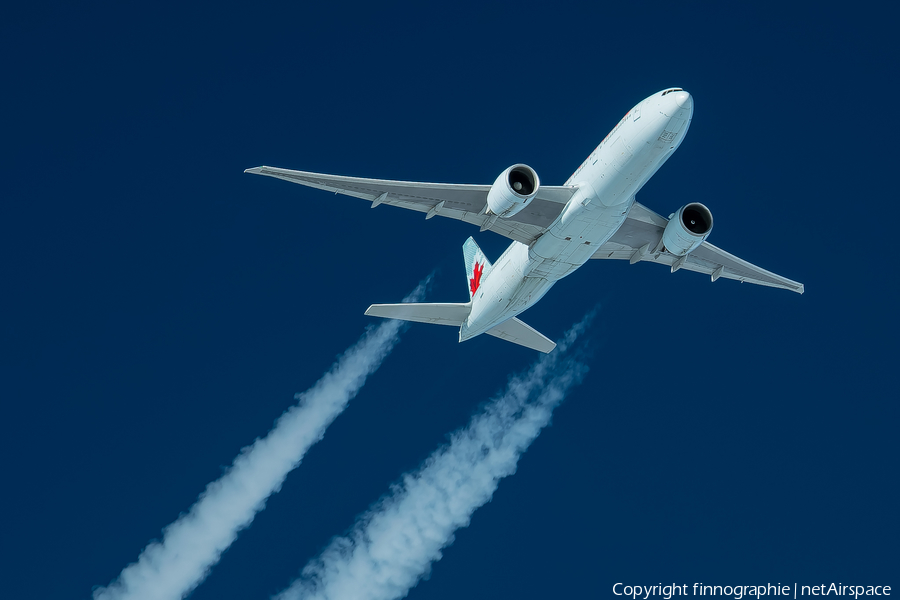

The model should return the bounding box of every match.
[462,237,493,301]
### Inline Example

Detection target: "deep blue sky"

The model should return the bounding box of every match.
[2,2,896,598]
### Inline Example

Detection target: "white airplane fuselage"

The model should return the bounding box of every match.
[460,89,694,342]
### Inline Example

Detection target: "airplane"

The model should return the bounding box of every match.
[246,88,803,353]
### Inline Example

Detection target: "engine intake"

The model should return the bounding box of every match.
[662,202,713,256]
[486,164,540,218]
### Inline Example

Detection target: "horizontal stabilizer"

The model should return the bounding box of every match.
[365,302,471,326]
[485,318,556,353]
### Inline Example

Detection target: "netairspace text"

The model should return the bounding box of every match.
[613,583,891,600]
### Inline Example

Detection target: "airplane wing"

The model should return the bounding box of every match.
[591,201,805,293]
[244,166,576,245]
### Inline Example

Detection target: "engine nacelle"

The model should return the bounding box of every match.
[662,202,714,256]
[486,164,540,218]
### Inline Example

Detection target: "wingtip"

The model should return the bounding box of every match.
[244,166,264,174]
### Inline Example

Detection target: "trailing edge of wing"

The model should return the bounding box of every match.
[245,165,576,244]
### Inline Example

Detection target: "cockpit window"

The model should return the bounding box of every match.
[661,88,684,96]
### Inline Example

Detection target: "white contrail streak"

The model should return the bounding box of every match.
[275,314,593,600]
[93,284,427,600]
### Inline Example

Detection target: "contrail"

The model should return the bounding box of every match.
[92,282,428,600]
[274,313,593,600]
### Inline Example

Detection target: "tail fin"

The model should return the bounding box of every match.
[462,236,493,301]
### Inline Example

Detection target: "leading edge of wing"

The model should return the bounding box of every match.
[245,166,492,197]
[245,166,576,204]
[245,165,576,242]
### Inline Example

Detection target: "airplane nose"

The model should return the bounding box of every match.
[673,91,692,110]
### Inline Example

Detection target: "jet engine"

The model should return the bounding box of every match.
[662,202,714,256]
[486,164,540,218]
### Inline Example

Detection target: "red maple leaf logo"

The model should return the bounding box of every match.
[469,262,484,295]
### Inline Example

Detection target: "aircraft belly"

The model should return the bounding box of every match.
[528,197,633,281]
[509,277,552,312]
